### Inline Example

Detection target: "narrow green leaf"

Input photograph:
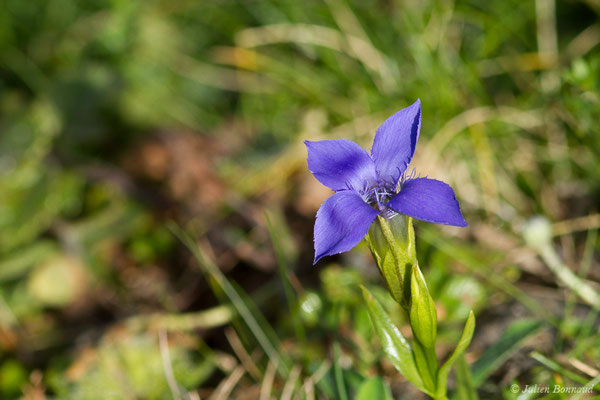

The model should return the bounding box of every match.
[360,285,425,392]
[454,355,478,400]
[471,319,542,386]
[356,377,393,400]
[418,228,558,326]
[572,374,600,400]
[436,311,476,399]
[0,240,57,282]
[169,223,290,377]
[312,363,366,399]
[530,352,600,391]
[265,211,306,343]
[333,342,349,400]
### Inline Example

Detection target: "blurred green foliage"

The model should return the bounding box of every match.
[0,0,599,398]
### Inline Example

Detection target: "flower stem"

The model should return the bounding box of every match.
[411,335,437,392]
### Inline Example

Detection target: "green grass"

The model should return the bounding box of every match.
[0,0,599,398]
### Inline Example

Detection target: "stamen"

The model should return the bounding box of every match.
[399,168,419,189]
[344,178,353,191]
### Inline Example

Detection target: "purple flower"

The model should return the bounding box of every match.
[305,99,467,264]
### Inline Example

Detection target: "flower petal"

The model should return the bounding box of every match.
[305,139,377,192]
[371,99,421,186]
[314,191,379,263]
[386,178,467,227]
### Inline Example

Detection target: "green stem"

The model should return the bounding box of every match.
[376,216,449,398]
[411,336,437,393]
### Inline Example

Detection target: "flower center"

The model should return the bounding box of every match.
[359,168,418,217]
[360,183,396,215]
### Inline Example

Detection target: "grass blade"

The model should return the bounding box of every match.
[169,222,290,376]
[530,352,600,391]
[265,211,306,343]
[333,342,349,400]
[471,319,542,386]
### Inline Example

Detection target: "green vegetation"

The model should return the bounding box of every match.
[0,0,599,398]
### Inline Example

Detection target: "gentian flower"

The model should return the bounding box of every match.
[305,99,467,263]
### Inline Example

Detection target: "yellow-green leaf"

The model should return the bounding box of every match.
[360,285,425,392]
[436,311,476,399]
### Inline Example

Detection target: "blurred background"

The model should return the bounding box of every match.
[0,0,599,398]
